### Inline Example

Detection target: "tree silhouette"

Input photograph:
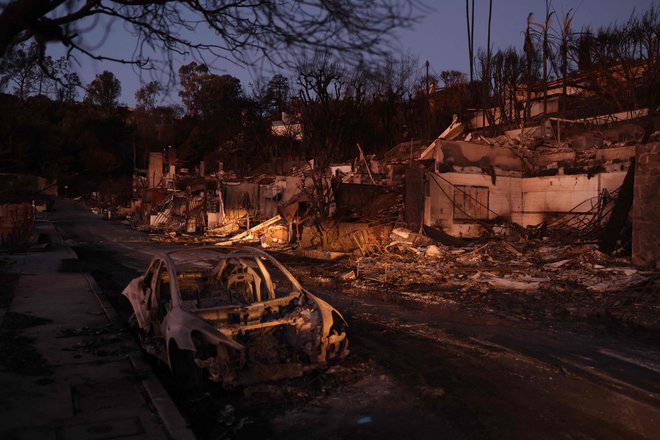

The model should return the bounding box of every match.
[85,70,121,114]
[0,0,421,72]
[135,81,162,111]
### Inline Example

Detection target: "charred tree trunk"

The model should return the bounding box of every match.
[599,162,635,253]
[485,0,493,134]
[465,0,475,84]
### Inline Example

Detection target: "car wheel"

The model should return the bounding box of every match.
[128,314,156,355]
[169,342,205,393]
[128,313,146,344]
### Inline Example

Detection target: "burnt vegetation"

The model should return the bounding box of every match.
[473,3,660,131]
[0,3,657,196]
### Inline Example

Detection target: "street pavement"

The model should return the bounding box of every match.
[0,219,194,440]
[39,200,660,439]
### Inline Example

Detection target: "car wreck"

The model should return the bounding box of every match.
[122,246,348,387]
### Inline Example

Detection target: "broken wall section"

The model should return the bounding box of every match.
[632,142,660,269]
[425,171,628,237]
[221,176,303,221]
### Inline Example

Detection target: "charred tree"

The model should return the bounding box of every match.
[0,0,421,76]
[600,162,635,254]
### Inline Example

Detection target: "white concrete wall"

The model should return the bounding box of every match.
[521,172,626,226]
[425,171,627,236]
[426,173,521,237]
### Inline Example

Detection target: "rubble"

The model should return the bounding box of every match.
[222,215,284,243]
[70,90,658,336]
[84,112,654,271]
[425,245,443,258]
[279,235,658,331]
[0,201,35,252]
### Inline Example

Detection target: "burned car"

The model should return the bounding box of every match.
[122,246,348,386]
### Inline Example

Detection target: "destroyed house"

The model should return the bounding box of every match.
[139,151,225,232]
[0,174,55,251]
[271,111,303,141]
[408,60,657,262]
[221,176,303,221]
[468,64,650,131]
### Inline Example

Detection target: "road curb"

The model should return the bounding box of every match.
[63,229,196,440]
[84,273,118,323]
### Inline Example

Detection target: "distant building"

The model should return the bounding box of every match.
[271,112,303,141]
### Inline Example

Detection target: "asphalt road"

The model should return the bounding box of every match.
[51,199,660,439]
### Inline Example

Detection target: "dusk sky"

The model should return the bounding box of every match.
[51,0,656,106]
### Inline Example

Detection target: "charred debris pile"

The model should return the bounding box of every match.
[77,108,659,330]
[334,235,658,332]
[0,174,57,253]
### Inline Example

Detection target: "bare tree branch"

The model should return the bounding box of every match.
[0,0,423,74]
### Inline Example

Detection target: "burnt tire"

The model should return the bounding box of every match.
[169,342,205,394]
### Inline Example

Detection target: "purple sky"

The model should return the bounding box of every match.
[51,0,656,106]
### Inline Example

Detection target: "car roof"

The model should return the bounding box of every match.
[165,246,270,257]
[154,246,289,270]
[150,246,304,291]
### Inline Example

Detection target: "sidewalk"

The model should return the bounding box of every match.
[0,220,194,440]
